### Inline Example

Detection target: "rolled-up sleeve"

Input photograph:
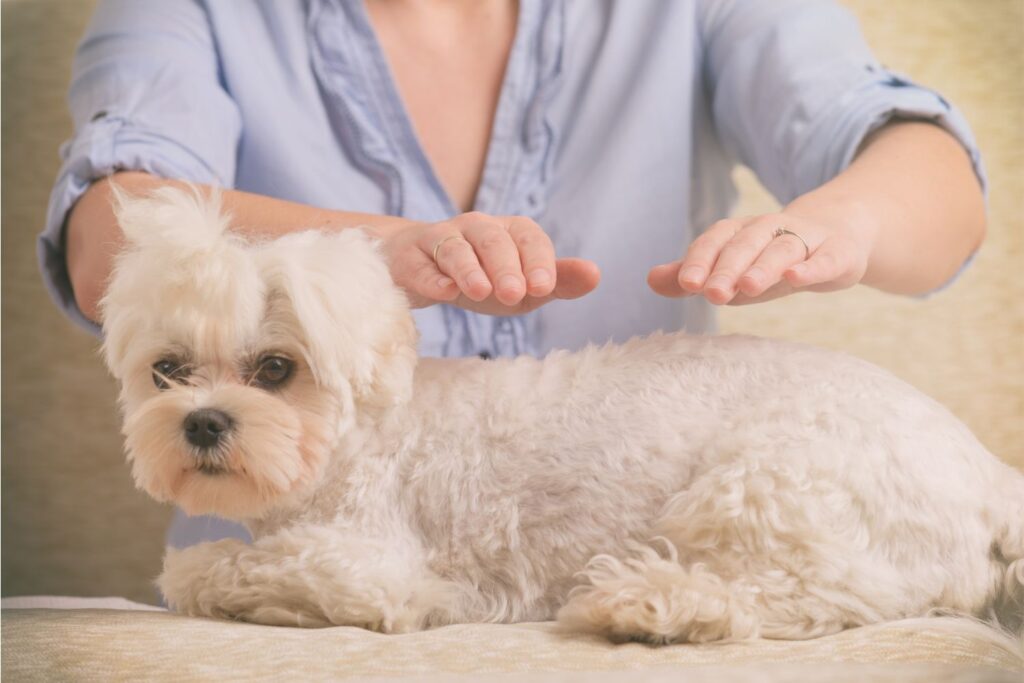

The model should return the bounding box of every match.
[699,0,986,204]
[39,0,242,334]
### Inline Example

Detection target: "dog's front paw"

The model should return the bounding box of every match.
[157,529,458,630]
[157,539,250,620]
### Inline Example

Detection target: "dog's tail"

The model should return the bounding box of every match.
[992,466,1024,634]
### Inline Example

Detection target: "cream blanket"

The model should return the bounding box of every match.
[2,601,1020,681]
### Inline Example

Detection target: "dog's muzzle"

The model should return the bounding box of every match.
[183,408,233,450]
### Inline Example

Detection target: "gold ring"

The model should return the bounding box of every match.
[772,227,810,260]
[431,235,464,262]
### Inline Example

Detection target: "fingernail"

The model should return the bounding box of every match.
[498,275,522,292]
[467,271,490,289]
[437,276,454,288]
[743,267,764,285]
[527,269,551,287]
[789,264,807,277]
[681,266,705,284]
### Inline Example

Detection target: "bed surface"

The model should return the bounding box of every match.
[2,599,1020,682]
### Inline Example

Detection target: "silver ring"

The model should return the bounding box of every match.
[772,227,810,260]
[431,235,464,262]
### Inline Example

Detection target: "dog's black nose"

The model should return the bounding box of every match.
[183,408,233,449]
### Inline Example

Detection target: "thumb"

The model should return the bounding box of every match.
[505,258,600,314]
[646,260,688,297]
[551,258,601,300]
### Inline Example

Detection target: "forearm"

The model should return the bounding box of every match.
[66,172,413,322]
[67,172,596,324]
[785,121,986,295]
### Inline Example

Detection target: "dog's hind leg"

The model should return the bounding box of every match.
[558,457,910,643]
[158,525,457,632]
[557,539,762,643]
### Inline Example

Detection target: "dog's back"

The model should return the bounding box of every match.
[367,332,1024,633]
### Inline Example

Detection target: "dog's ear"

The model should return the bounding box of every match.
[101,183,262,378]
[109,182,232,251]
[258,230,418,408]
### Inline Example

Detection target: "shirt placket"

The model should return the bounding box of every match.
[310,0,563,360]
[471,0,565,360]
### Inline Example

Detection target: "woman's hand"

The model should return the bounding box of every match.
[647,207,878,305]
[648,123,985,304]
[371,212,601,315]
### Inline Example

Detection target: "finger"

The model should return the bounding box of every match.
[550,257,600,300]
[730,254,851,305]
[736,226,813,298]
[506,258,601,314]
[426,231,493,302]
[727,279,797,305]
[784,239,853,290]
[649,221,741,298]
[647,218,762,300]
[463,223,527,306]
[732,239,859,304]
[507,218,557,297]
[703,219,785,304]
[647,261,694,297]
[408,254,460,304]
[670,219,745,294]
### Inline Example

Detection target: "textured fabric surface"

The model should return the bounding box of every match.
[2,610,1021,681]
[0,595,164,611]
[370,667,1021,683]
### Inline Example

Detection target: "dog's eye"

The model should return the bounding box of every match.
[152,359,189,389]
[253,356,294,388]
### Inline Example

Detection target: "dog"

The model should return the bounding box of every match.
[99,186,1024,642]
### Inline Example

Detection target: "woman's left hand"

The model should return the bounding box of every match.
[647,210,877,305]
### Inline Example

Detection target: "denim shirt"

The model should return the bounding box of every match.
[40,0,984,359]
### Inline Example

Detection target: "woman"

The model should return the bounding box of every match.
[41,0,985,546]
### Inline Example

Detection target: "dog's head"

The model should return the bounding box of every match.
[100,185,417,521]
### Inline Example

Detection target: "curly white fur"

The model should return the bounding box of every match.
[101,187,1024,642]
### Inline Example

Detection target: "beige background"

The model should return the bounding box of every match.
[721,1,1024,475]
[2,0,1022,604]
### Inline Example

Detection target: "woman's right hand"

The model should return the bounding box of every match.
[67,174,599,323]
[371,212,600,315]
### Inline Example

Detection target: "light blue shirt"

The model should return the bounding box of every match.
[39,0,984,549]
[41,0,984,355]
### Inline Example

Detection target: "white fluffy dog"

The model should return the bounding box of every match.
[100,187,1024,642]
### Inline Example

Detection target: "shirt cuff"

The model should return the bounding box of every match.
[792,67,987,295]
[796,67,987,197]
[38,115,226,337]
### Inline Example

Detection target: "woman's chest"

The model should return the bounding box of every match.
[364,1,519,213]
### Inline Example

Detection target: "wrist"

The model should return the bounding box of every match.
[360,215,419,243]
[784,190,880,284]
[785,189,876,239]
